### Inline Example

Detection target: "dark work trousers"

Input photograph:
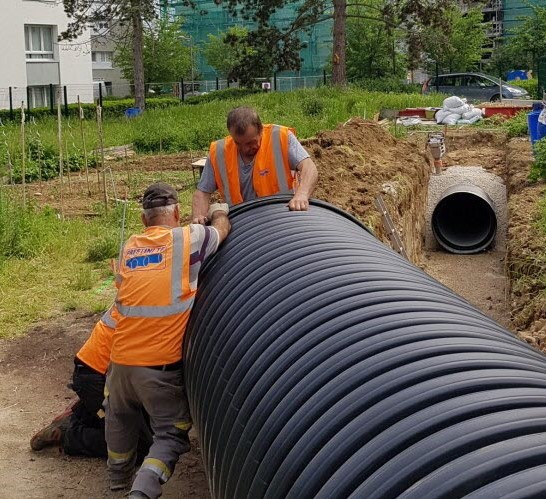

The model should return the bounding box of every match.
[63,359,153,460]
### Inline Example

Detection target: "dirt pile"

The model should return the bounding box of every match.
[303,118,431,261]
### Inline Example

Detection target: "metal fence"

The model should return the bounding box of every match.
[0,74,331,115]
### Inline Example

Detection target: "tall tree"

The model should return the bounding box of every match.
[503,4,546,73]
[203,26,256,79]
[346,0,405,80]
[61,0,191,108]
[215,0,466,86]
[114,17,192,89]
[421,6,488,73]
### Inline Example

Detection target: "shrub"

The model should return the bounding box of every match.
[502,111,529,138]
[531,137,546,180]
[0,97,182,122]
[353,78,422,94]
[184,87,262,105]
[509,79,539,99]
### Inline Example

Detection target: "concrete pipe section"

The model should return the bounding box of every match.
[432,184,497,254]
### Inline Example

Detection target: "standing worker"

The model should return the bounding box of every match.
[105,182,231,499]
[191,106,319,223]
[30,308,152,460]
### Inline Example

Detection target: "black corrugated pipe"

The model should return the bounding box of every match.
[432,184,497,254]
[184,195,546,499]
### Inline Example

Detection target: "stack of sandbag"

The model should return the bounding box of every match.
[435,96,484,125]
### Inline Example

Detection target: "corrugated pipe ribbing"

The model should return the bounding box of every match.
[184,195,546,499]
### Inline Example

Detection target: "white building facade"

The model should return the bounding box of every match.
[0,0,93,110]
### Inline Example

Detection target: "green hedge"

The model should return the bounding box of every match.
[509,79,539,99]
[184,87,263,105]
[0,97,182,122]
[352,78,422,94]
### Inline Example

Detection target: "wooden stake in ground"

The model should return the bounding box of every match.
[57,87,65,221]
[65,136,72,193]
[20,101,26,207]
[96,104,108,212]
[78,96,91,196]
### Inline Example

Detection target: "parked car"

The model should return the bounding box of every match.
[422,72,529,102]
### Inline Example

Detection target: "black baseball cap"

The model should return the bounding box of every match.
[142,182,178,209]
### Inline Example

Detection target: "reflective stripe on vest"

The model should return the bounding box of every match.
[214,138,232,206]
[101,306,117,329]
[271,125,289,193]
[115,227,193,318]
[210,124,293,205]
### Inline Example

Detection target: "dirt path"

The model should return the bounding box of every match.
[422,250,510,328]
[0,312,209,499]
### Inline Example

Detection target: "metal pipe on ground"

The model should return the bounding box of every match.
[432,184,497,254]
[184,195,546,499]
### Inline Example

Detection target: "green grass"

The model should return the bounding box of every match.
[1,87,444,176]
[0,87,445,336]
[0,191,146,337]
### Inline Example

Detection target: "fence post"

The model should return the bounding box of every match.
[180,78,185,101]
[323,69,327,86]
[49,84,54,115]
[216,77,219,91]
[99,82,103,108]
[9,87,13,120]
[63,85,68,116]
[274,72,277,91]
[26,86,31,115]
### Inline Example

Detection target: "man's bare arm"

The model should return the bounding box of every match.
[192,190,212,224]
[288,157,319,211]
[209,210,231,244]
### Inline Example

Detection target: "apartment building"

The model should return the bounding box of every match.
[91,19,131,98]
[0,0,93,110]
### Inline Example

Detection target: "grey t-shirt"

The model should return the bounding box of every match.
[196,131,310,205]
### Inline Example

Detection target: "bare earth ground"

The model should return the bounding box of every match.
[0,311,209,499]
[0,124,541,498]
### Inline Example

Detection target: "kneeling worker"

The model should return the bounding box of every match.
[30,309,152,459]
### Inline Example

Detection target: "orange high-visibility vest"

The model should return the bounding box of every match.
[110,225,195,366]
[76,305,118,375]
[209,124,295,206]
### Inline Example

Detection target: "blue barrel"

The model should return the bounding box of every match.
[538,111,546,143]
[528,109,541,145]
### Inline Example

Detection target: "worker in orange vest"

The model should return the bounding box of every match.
[29,311,152,459]
[192,106,318,223]
[105,182,231,499]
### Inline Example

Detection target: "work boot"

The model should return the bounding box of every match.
[128,491,150,498]
[109,476,133,491]
[30,414,70,451]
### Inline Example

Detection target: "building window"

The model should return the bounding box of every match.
[93,21,110,32]
[25,25,54,60]
[92,51,113,68]
[28,86,50,108]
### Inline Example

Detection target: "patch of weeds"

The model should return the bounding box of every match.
[86,237,118,262]
[69,266,95,291]
[301,98,325,118]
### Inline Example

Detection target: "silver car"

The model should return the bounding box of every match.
[422,72,529,102]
